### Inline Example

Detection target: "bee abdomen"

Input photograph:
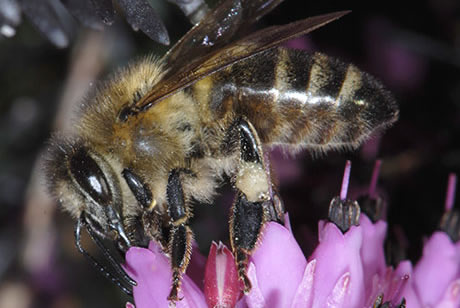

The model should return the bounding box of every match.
[195,48,398,151]
[275,50,398,149]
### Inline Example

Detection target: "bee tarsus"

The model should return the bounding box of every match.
[230,193,265,293]
[166,169,194,302]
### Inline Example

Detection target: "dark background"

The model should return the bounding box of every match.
[0,0,459,307]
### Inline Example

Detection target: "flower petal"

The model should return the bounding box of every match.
[246,221,307,307]
[359,215,387,297]
[310,221,365,308]
[124,241,206,308]
[245,262,267,308]
[326,272,351,307]
[413,232,460,306]
[291,259,316,308]
[435,279,460,308]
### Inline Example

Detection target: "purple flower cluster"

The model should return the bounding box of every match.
[123,164,460,308]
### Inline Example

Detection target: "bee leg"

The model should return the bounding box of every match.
[264,190,286,225]
[230,192,266,293]
[227,118,274,293]
[166,168,193,303]
[227,118,286,223]
[230,118,271,203]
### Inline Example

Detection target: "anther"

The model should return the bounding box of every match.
[328,160,360,233]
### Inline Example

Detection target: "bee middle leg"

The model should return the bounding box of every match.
[165,168,194,302]
[225,118,285,293]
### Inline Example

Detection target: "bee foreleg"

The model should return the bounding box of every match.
[166,168,194,303]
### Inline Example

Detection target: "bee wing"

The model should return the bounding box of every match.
[162,0,286,68]
[129,11,349,115]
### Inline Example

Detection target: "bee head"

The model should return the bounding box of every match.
[44,137,131,251]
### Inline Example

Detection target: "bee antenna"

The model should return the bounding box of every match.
[74,217,136,296]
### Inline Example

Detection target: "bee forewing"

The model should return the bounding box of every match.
[163,0,286,67]
[126,11,350,118]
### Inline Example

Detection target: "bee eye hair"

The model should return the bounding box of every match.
[43,136,120,220]
[42,135,81,198]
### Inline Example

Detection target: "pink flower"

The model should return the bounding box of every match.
[124,240,243,308]
[244,216,307,307]
[123,241,206,308]
[244,212,406,308]
[408,174,460,307]
[124,213,458,308]
[123,165,460,308]
[412,232,460,306]
[204,242,241,308]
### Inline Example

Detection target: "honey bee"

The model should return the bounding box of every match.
[44,0,398,303]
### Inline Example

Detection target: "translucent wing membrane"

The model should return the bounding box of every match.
[127,11,349,117]
[162,0,285,68]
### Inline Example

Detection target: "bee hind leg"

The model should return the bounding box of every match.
[165,168,194,303]
[230,192,266,293]
[226,118,285,293]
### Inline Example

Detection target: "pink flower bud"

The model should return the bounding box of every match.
[204,241,241,308]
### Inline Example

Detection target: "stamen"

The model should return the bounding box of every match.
[445,173,457,212]
[340,160,351,200]
[369,160,382,198]
[390,274,410,307]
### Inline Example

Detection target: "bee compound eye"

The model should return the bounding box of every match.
[70,149,112,206]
